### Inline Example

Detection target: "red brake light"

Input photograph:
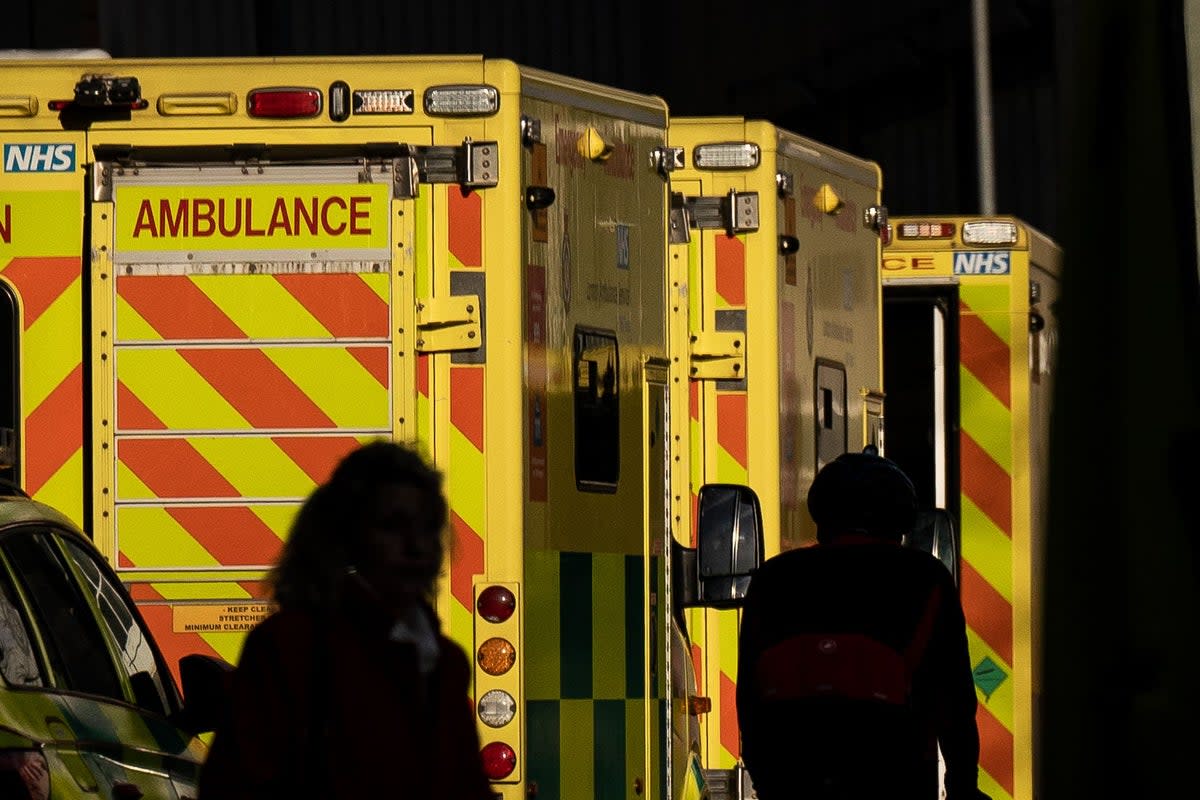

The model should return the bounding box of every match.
[481,741,517,780]
[477,585,516,623]
[247,88,322,118]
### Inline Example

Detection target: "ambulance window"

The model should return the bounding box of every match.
[574,327,619,491]
[815,360,847,471]
[0,529,125,701]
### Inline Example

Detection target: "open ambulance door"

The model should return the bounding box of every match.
[882,285,962,583]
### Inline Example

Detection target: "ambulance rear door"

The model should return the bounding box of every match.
[89,133,426,672]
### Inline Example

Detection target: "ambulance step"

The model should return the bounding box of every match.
[704,764,757,800]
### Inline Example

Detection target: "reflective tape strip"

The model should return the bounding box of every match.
[116,273,390,341]
[715,234,746,306]
[959,288,1015,797]
[2,256,84,516]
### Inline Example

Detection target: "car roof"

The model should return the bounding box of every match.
[0,484,86,536]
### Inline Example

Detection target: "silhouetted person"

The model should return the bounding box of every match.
[198,440,491,800]
[737,450,989,800]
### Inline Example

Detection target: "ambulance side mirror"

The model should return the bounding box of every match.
[904,508,960,586]
[694,483,764,608]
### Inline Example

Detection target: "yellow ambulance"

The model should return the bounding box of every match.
[882,215,1062,800]
[0,53,775,800]
[667,116,889,790]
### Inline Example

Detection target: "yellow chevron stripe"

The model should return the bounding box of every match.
[961,495,1014,601]
[190,437,319,497]
[115,293,163,340]
[118,506,221,568]
[263,346,389,427]
[192,275,332,339]
[716,608,739,681]
[716,608,740,768]
[960,367,1013,472]
[118,349,249,429]
[961,283,1013,344]
[250,504,298,542]
[979,770,1011,800]
[364,272,388,302]
[447,425,486,537]
[33,448,85,528]
[24,281,81,408]
[716,447,748,485]
[966,627,1014,726]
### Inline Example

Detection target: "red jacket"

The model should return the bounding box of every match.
[198,589,491,800]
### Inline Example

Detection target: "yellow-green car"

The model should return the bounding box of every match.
[0,483,228,799]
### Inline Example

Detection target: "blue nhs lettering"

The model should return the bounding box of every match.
[4,143,76,173]
[953,251,1011,275]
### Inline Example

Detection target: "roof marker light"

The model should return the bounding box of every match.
[352,89,416,115]
[693,142,760,170]
[898,222,955,239]
[247,87,322,119]
[424,85,499,116]
[963,220,1018,245]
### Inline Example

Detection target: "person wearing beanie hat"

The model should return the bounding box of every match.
[736,449,990,800]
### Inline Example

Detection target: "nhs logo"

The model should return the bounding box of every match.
[953,251,1011,275]
[4,143,76,173]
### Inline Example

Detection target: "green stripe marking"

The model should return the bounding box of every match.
[594,700,626,800]
[561,552,593,698]
[527,700,561,800]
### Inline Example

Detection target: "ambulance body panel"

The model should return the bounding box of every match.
[668,116,887,781]
[0,54,722,800]
[882,215,1062,800]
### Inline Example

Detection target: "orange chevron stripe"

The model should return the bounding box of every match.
[691,643,703,692]
[116,380,167,430]
[717,393,747,468]
[162,506,286,566]
[117,276,245,339]
[720,671,740,758]
[960,560,1013,665]
[178,348,336,428]
[448,188,483,268]
[715,235,745,305]
[960,432,1012,535]
[348,345,389,387]
[119,438,240,498]
[417,353,430,398]
[271,436,363,484]
[238,580,268,597]
[25,365,83,495]
[450,510,484,610]
[1,256,79,327]
[977,700,1015,795]
[273,273,390,336]
[959,300,1010,408]
[450,366,484,451]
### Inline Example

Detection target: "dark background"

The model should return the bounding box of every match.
[6,1,1199,796]
[6,0,1057,235]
